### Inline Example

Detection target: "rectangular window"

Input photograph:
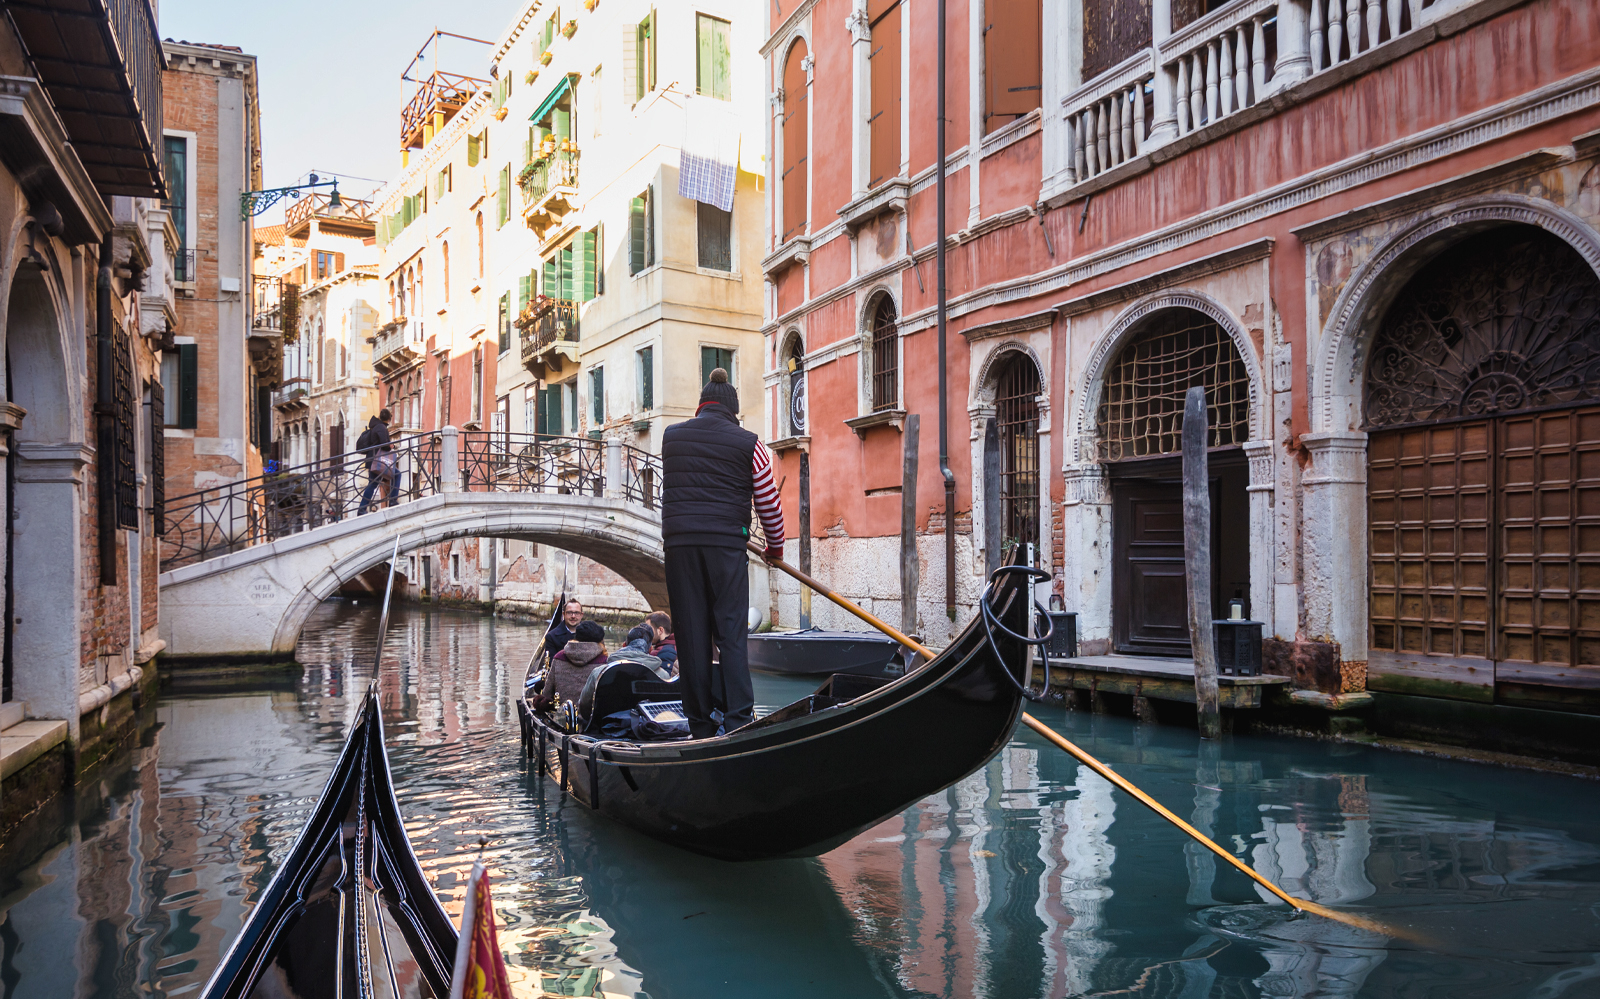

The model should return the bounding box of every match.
[637,345,654,411]
[162,344,198,428]
[591,64,602,136]
[984,0,1042,134]
[695,14,733,101]
[628,187,654,274]
[590,223,604,295]
[541,8,560,53]
[498,293,510,354]
[163,135,188,280]
[315,251,340,280]
[590,366,605,425]
[579,228,598,301]
[538,385,561,437]
[451,552,461,581]
[525,385,537,433]
[467,131,481,166]
[437,164,453,197]
[868,0,902,188]
[697,201,733,271]
[701,346,734,385]
[498,164,512,227]
[635,11,656,102]
[517,272,533,315]
[567,381,579,431]
[542,243,575,301]
[472,349,483,423]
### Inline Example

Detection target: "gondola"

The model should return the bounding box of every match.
[517,564,1046,861]
[199,686,458,999]
[746,628,904,676]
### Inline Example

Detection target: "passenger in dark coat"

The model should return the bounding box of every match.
[534,620,608,709]
[542,599,585,660]
[646,611,677,673]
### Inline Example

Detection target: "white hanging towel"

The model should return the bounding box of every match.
[679,94,739,213]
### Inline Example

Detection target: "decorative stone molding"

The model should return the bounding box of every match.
[1072,290,1268,449]
[1309,195,1600,434]
[768,434,810,453]
[801,55,815,73]
[13,441,91,483]
[762,234,811,275]
[844,409,906,438]
[769,88,786,111]
[972,341,1050,425]
[1299,432,1368,486]
[1062,466,1111,506]
[1242,439,1275,491]
[0,402,27,431]
[0,75,113,244]
[1055,238,1274,319]
[960,309,1054,343]
[837,179,909,233]
[845,8,871,41]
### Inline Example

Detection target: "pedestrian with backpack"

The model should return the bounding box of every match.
[356,409,397,514]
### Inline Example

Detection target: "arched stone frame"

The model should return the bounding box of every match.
[1,218,91,729]
[779,327,806,438]
[1061,289,1274,648]
[968,339,1052,582]
[857,284,901,415]
[1301,195,1600,668]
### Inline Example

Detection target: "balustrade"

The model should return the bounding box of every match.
[1062,54,1155,184]
[1161,0,1277,139]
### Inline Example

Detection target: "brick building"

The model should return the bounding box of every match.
[0,0,173,824]
[764,0,1600,751]
[160,41,271,502]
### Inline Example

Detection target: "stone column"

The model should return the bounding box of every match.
[12,442,88,735]
[603,438,622,499]
[1147,0,1179,147]
[1061,462,1112,651]
[440,425,461,492]
[1300,431,1368,665]
[1243,439,1275,629]
[847,6,873,200]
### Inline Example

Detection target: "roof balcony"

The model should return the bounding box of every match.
[400,70,488,150]
[285,191,376,240]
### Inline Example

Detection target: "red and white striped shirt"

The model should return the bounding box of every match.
[751,441,785,551]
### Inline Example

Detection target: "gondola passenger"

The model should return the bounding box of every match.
[532,620,608,710]
[660,368,785,738]
[608,624,669,679]
[543,598,584,660]
[646,611,677,674]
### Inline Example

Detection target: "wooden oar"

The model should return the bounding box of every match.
[749,542,1411,940]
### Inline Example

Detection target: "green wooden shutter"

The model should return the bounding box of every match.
[517,273,532,313]
[638,346,653,410]
[696,15,714,96]
[629,196,645,274]
[177,343,198,429]
[498,293,510,353]
[467,132,480,166]
[542,256,556,298]
[591,367,604,424]
[713,18,732,100]
[568,381,578,430]
[592,223,604,295]
[498,164,511,227]
[579,229,596,301]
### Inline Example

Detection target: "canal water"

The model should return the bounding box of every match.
[3,602,1600,998]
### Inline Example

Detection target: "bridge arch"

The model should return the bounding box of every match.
[160,492,666,660]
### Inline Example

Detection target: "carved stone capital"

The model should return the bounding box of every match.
[1062,465,1110,506]
[1300,432,1368,488]
[1242,439,1276,491]
[846,9,870,42]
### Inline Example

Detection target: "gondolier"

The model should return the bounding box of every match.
[661,368,785,738]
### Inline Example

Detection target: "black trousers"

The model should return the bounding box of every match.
[665,544,752,738]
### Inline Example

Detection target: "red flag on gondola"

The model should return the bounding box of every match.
[447,862,514,999]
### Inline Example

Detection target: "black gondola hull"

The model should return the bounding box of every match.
[521,570,1033,861]
[746,629,902,676]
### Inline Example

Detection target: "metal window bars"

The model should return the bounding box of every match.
[1097,314,1250,461]
[871,298,899,412]
[159,432,662,571]
[995,356,1042,552]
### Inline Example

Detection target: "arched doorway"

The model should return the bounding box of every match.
[1364,225,1600,699]
[1097,308,1251,655]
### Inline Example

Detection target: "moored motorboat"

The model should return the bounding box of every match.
[517,564,1044,861]
[199,686,458,999]
[746,628,904,676]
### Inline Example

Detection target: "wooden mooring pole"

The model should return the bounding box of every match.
[1182,386,1221,740]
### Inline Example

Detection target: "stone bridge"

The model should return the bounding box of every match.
[158,431,668,660]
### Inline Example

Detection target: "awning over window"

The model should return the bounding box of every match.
[530,73,577,124]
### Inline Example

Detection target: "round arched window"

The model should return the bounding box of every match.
[1097,309,1250,461]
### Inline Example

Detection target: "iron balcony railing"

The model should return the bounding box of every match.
[160,432,661,570]
[520,298,579,354]
[519,146,580,207]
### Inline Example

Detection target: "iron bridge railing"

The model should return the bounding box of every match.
[160,431,662,572]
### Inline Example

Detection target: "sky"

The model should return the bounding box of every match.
[158,0,516,211]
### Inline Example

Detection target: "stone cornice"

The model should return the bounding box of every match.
[0,76,113,244]
[960,308,1056,343]
[1055,238,1274,318]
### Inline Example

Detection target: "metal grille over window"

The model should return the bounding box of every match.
[1363,229,1600,430]
[871,297,898,412]
[112,324,139,528]
[996,356,1041,553]
[1097,311,1249,460]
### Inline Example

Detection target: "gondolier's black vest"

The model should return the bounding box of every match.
[660,403,756,549]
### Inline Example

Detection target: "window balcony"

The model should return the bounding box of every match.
[519,145,581,239]
[517,297,580,376]
[5,0,166,198]
[372,319,422,375]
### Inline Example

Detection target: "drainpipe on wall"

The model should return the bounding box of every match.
[937,0,956,620]
[96,229,116,587]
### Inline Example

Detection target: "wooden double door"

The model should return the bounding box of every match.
[1367,406,1600,692]
[1111,453,1250,657]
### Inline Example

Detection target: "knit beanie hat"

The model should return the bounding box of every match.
[699,367,739,413]
[575,620,606,643]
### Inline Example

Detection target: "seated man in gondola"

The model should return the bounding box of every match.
[543,598,585,661]
[532,620,608,711]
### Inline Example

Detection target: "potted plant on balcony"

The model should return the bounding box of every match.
[562,19,578,38]
[525,70,537,85]
[540,50,553,66]
[583,0,599,10]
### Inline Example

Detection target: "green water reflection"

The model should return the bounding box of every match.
[2,601,1599,998]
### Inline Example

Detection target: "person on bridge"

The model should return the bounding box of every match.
[660,368,784,739]
[356,409,396,515]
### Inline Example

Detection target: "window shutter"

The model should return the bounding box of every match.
[559,244,575,301]
[868,2,902,189]
[580,229,597,301]
[568,381,578,430]
[543,256,557,298]
[629,195,646,274]
[517,273,532,313]
[553,106,570,142]
[984,0,1043,132]
[645,187,655,266]
[150,377,165,532]
[712,18,732,100]
[498,164,511,227]
[177,343,198,429]
[498,293,510,353]
[468,132,480,166]
[781,41,810,242]
[591,367,604,423]
[645,11,656,93]
[696,15,714,95]
[639,346,653,410]
[593,223,604,295]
